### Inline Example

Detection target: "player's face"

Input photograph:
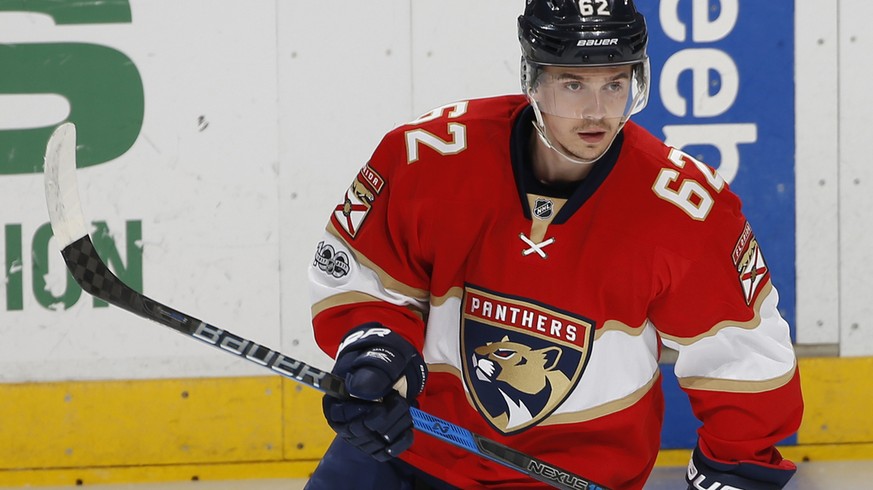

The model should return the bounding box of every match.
[535,65,633,161]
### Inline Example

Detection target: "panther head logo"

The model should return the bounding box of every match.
[472,336,572,432]
[342,179,376,216]
[352,179,375,204]
[461,286,594,435]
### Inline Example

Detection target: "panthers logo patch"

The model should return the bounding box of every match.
[461,285,595,435]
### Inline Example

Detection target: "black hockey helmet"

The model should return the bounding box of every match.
[518,0,648,67]
[517,0,651,164]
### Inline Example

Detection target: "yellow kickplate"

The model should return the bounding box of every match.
[0,461,318,487]
[797,357,873,444]
[2,356,873,486]
[281,380,334,460]
[0,376,284,469]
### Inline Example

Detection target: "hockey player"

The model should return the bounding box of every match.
[305,0,803,488]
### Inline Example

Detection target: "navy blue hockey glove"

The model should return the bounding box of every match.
[323,323,427,462]
[686,445,796,490]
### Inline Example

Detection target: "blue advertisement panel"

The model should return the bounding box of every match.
[633,1,797,448]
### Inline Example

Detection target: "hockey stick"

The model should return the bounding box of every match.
[43,122,608,490]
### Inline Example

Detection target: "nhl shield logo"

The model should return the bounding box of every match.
[533,198,554,220]
[461,285,595,434]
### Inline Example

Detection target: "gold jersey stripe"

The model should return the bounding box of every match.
[657,281,773,346]
[539,371,660,426]
[425,364,660,426]
[678,363,797,393]
[431,286,464,307]
[326,222,430,300]
[595,319,650,340]
[311,290,426,322]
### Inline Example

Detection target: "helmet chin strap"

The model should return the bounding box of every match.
[530,99,625,167]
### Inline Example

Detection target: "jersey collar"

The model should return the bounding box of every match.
[510,105,625,224]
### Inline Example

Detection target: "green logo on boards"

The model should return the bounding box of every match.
[1,1,145,310]
[0,0,144,174]
[5,221,143,311]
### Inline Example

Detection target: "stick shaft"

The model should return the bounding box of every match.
[60,235,605,490]
[44,122,609,490]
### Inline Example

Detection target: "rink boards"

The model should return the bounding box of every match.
[1,0,872,485]
[1,357,872,485]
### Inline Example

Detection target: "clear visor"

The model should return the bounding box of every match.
[525,59,650,121]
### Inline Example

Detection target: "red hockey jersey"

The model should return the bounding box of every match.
[309,95,802,489]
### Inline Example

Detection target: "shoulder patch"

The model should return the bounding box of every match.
[332,164,385,238]
[359,163,385,194]
[732,221,769,305]
[313,240,350,279]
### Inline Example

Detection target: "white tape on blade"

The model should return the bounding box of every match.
[44,122,88,248]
